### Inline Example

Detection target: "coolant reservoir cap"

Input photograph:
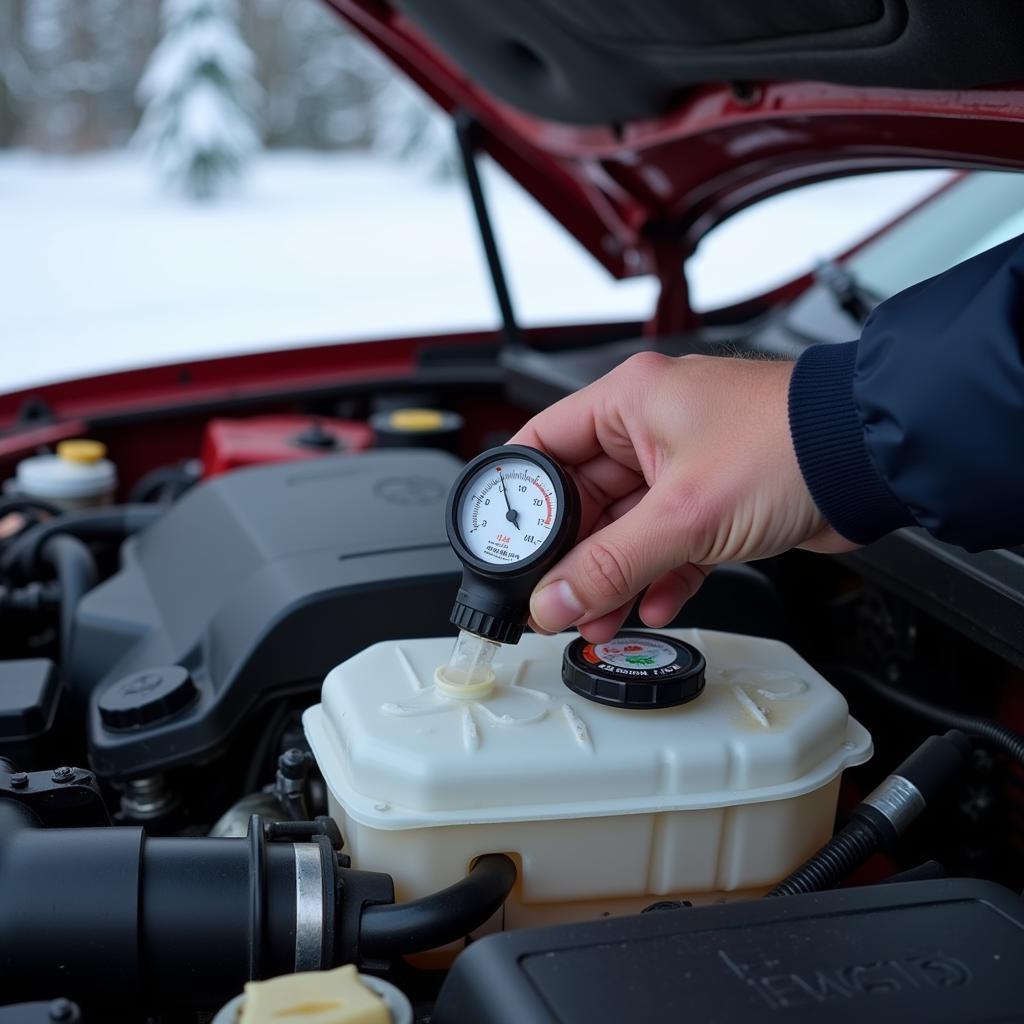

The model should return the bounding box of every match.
[57,438,107,464]
[98,666,197,730]
[562,631,706,709]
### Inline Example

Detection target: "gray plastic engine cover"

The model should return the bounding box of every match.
[73,451,462,776]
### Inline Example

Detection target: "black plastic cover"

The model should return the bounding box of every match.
[72,452,463,777]
[0,660,58,742]
[390,0,1024,124]
[433,879,1024,1023]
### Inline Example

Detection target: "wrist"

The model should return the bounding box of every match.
[788,341,915,545]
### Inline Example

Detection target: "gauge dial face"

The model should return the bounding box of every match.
[458,457,559,565]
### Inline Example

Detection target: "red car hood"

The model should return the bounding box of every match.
[328,0,1024,283]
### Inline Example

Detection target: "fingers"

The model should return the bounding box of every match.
[577,603,634,643]
[637,564,711,628]
[593,486,645,531]
[530,484,690,634]
[570,455,645,535]
[528,600,634,641]
[509,361,645,474]
[508,383,605,466]
[526,483,647,639]
[580,564,710,640]
[531,564,710,640]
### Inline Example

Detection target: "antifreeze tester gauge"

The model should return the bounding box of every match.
[439,445,580,692]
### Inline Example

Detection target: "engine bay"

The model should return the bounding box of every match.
[2,396,1023,1022]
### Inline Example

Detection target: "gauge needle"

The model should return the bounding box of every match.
[497,469,520,529]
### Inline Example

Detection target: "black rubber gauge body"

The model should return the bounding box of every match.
[446,445,580,644]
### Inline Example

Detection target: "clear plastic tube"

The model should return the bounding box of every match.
[436,630,500,696]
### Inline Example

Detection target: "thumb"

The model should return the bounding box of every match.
[530,488,688,634]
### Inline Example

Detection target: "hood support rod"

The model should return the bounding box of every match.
[454,110,520,349]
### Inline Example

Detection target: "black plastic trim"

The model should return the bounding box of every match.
[841,530,1024,669]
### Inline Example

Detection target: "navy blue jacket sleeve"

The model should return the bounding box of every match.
[788,231,1024,551]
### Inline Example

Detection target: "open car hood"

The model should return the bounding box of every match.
[327,1,1024,281]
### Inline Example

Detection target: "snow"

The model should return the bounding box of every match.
[0,149,949,396]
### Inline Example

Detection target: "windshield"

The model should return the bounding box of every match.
[780,169,1024,345]
[847,171,1024,301]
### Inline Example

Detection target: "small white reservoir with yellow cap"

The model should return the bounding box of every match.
[14,439,117,510]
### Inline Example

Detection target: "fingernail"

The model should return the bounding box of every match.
[531,579,585,633]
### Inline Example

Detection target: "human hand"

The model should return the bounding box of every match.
[508,352,854,642]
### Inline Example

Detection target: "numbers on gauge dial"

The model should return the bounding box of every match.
[459,457,559,564]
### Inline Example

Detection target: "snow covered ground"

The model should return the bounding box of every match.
[0,150,949,395]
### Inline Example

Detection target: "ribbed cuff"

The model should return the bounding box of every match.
[788,341,915,544]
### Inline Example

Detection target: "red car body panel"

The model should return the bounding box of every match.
[0,323,631,480]
[325,0,1024,283]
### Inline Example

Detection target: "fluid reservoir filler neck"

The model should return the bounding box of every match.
[437,630,501,697]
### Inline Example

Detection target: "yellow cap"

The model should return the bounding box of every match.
[388,409,445,433]
[240,966,389,1024]
[57,439,107,464]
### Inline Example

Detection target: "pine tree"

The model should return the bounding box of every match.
[135,0,261,199]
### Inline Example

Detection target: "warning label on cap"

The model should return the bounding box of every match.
[581,636,682,677]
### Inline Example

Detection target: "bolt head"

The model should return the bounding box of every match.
[279,748,308,778]
[51,766,74,783]
[10,771,29,789]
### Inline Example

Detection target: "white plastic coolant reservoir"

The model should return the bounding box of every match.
[14,439,117,510]
[303,629,872,930]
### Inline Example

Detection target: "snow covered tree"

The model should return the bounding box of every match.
[135,0,261,199]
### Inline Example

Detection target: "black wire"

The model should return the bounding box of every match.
[0,504,162,579]
[823,663,1024,769]
[40,535,98,657]
[0,497,63,519]
[766,817,882,897]
[129,462,199,503]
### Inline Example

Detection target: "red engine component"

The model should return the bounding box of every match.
[201,415,374,477]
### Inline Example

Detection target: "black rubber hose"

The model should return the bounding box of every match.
[825,664,1024,768]
[129,462,199,503]
[359,854,517,957]
[0,496,63,518]
[767,730,970,898]
[0,806,393,1011]
[0,504,162,579]
[40,534,98,656]
[767,818,882,897]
